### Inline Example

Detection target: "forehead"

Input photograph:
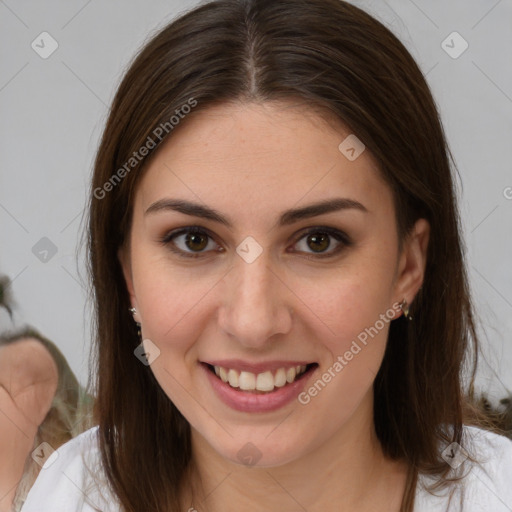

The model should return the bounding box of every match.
[135,101,393,224]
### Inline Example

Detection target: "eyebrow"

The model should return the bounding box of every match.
[144,197,368,228]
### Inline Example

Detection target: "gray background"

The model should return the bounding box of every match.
[1,0,511,401]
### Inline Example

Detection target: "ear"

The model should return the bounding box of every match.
[392,218,430,317]
[118,245,140,323]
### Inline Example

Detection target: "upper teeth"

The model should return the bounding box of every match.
[214,365,308,392]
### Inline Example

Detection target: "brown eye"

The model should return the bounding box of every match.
[184,232,209,252]
[292,227,351,258]
[161,227,220,258]
[306,232,331,253]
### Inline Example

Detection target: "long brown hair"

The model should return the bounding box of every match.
[86,1,491,510]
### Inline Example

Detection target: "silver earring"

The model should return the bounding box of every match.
[399,299,412,321]
[129,307,142,339]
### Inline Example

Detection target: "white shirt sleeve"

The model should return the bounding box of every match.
[414,426,512,511]
[20,426,119,512]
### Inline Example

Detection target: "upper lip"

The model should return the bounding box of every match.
[202,359,316,374]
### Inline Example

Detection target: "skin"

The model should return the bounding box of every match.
[119,100,430,512]
[0,338,58,512]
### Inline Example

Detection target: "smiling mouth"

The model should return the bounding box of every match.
[204,363,318,394]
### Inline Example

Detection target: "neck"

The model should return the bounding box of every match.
[182,391,408,512]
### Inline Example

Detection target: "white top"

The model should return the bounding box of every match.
[20,425,512,512]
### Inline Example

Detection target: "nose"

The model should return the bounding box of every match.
[217,249,293,349]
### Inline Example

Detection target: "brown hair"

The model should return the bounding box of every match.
[87,0,493,510]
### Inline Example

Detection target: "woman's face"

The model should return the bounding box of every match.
[0,338,58,429]
[120,101,428,467]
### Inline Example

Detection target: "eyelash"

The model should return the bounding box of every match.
[159,226,352,260]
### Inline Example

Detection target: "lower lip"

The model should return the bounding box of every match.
[201,363,317,413]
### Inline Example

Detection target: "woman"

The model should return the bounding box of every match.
[0,327,94,512]
[20,0,512,511]
[0,333,58,512]
[0,276,94,512]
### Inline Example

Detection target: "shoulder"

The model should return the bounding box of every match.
[415,425,512,512]
[20,426,120,512]
[461,425,512,508]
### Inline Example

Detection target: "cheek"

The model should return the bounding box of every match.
[294,262,396,355]
[131,242,210,331]
[294,278,395,422]
[131,255,211,414]
[308,295,391,399]
[136,274,212,355]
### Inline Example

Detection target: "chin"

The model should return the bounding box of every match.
[204,428,313,469]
